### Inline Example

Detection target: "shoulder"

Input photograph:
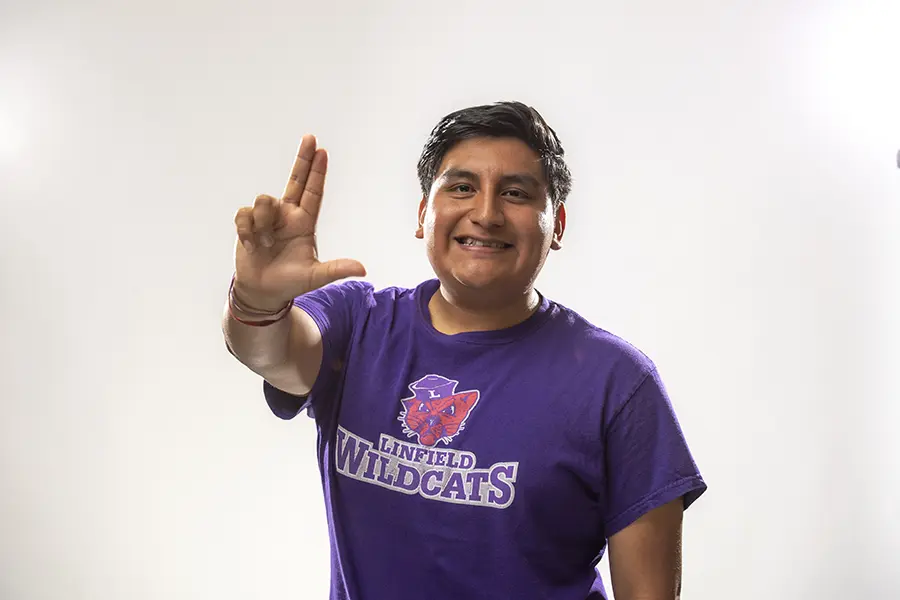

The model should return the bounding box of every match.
[539,299,682,440]
[354,280,424,310]
[295,279,414,305]
[306,278,434,314]
[546,299,656,373]
[541,298,659,408]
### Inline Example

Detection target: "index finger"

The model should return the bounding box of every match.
[282,134,317,205]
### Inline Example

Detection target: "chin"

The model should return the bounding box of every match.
[447,266,512,291]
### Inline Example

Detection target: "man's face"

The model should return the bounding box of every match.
[416,136,565,295]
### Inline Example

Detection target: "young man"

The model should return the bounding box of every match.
[223,101,707,600]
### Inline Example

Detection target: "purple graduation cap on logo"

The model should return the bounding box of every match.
[409,374,458,401]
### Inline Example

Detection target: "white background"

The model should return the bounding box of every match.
[2,0,898,598]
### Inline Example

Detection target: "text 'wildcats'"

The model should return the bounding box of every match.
[335,427,518,509]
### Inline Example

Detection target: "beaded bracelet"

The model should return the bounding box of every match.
[227,275,292,327]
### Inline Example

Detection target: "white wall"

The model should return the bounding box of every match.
[2,0,898,598]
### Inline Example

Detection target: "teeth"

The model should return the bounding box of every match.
[461,238,507,248]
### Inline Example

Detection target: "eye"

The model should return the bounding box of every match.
[442,404,456,416]
[502,189,528,200]
[449,183,474,194]
[418,402,426,411]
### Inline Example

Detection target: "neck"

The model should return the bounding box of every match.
[428,283,541,335]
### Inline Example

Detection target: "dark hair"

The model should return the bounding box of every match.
[416,101,572,206]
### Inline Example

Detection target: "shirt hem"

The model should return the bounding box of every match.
[604,475,708,538]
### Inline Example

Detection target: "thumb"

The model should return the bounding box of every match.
[309,258,367,290]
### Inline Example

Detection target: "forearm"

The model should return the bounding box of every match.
[221,301,293,370]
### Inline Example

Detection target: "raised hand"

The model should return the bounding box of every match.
[232,134,365,311]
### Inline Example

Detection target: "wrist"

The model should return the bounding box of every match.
[227,277,293,327]
[231,278,292,314]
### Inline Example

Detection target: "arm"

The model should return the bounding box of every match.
[602,366,707,600]
[222,134,364,398]
[608,498,684,600]
[222,299,323,397]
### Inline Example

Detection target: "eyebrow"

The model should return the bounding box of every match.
[438,168,543,189]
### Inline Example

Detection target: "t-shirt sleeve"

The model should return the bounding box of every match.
[262,280,371,420]
[603,367,707,537]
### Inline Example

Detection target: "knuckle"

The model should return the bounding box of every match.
[253,202,275,220]
[253,194,274,208]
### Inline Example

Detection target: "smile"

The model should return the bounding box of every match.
[455,236,513,250]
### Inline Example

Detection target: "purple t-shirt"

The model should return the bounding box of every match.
[263,278,706,600]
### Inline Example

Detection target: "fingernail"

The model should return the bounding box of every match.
[261,234,273,247]
[244,240,254,253]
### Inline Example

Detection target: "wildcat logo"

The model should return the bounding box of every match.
[335,374,517,509]
[398,374,480,447]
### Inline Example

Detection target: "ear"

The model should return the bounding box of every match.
[415,196,427,239]
[550,203,566,250]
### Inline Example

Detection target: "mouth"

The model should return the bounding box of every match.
[454,236,513,250]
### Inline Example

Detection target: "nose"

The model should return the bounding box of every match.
[426,414,441,427]
[469,192,504,228]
